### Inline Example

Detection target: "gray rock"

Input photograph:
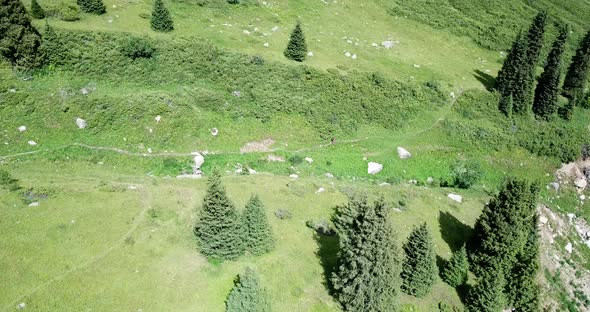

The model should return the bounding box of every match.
[574,178,587,189]
[76,118,87,129]
[397,147,411,159]
[447,193,462,203]
[549,182,560,190]
[426,177,434,184]
[368,162,383,175]
[17,303,25,310]
[565,242,573,253]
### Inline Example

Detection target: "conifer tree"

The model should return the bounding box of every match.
[242,195,274,256]
[284,21,307,62]
[42,21,61,65]
[150,0,174,32]
[76,0,105,14]
[194,170,245,261]
[505,215,541,312]
[331,195,402,312]
[533,25,569,120]
[30,0,45,19]
[226,268,270,312]
[496,32,527,97]
[401,223,437,298]
[498,93,513,117]
[0,0,45,69]
[513,11,548,114]
[563,29,590,102]
[441,244,469,288]
[468,178,539,277]
[465,268,505,312]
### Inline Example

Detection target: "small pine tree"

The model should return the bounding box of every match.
[76,0,105,14]
[441,244,469,288]
[0,0,45,69]
[505,215,541,311]
[563,29,590,100]
[331,195,402,312]
[30,0,45,19]
[401,223,438,298]
[194,170,245,261]
[468,178,539,277]
[42,21,61,65]
[498,92,513,117]
[513,11,548,114]
[533,25,569,120]
[465,268,505,312]
[496,32,527,97]
[242,195,274,256]
[150,0,174,32]
[558,99,575,120]
[284,21,307,62]
[226,268,270,312]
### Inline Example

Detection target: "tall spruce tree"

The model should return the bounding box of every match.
[0,0,45,70]
[563,29,590,102]
[331,195,401,312]
[150,0,174,32]
[440,244,469,288]
[512,11,548,114]
[30,0,45,19]
[76,0,105,14]
[226,268,270,312]
[194,171,245,261]
[242,195,274,256]
[533,25,569,120]
[401,223,437,298]
[465,268,506,312]
[505,214,541,312]
[496,32,527,98]
[284,21,307,62]
[42,21,61,65]
[468,178,539,278]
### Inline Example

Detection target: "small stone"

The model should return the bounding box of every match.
[17,303,26,310]
[447,193,462,203]
[325,173,334,178]
[27,140,37,146]
[413,64,421,68]
[80,87,89,95]
[549,182,560,190]
[315,187,325,194]
[243,30,250,35]
[368,162,383,175]
[408,179,417,184]
[397,147,411,159]
[248,168,257,175]
[289,174,299,179]
[28,202,39,207]
[565,242,573,253]
[539,215,549,224]
[580,195,586,200]
[271,26,279,32]
[210,128,219,136]
[426,177,434,184]
[232,90,241,97]
[344,52,351,57]
[304,157,313,164]
[76,118,87,129]
[307,51,314,57]
[263,43,269,47]
[147,148,152,153]
[18,126,26,132]
[235,168,243,174]
[155,115,161,122]
[9,88,17,93]
[351,54,357,60]
[574,178,587,189]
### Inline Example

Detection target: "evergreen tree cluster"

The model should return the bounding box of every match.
[226,268,270,312]
[284,21,308,62]
[151,0,174,32]
[466,178,541,311]
[194,171,274,261]
[400,223,438,298]
[0,0,45,70]
[331,195,401,312]
[563,29,590,104]
[77,0,106,15]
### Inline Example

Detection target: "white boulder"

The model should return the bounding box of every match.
[565,242,573,253]
[304,157,313,164]
[307,51,314,57]
[381,41,395,49]
[210,128,219,136]
[397,147,411,159]
[263,43,269,47]
[315,187,325,194]
[574,178,587,189]
[17,303,26,310]
[155,115,161,122]
[28,202,39,207]
[248,168,257,175]
[193,153,205,169]
[289,174,299,179]
[368,162,383,175]
[76,118,87,129]
[325,173,334,178]
[447,193,462,203]
[18,126,27,132]
[27,140,37,146]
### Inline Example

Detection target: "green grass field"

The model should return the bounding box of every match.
[1,0,590,310]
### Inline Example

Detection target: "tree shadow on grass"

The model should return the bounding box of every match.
[313,232,339,295]
[473,69,496,91]
[439,211,473,253]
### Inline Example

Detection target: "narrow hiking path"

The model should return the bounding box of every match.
[0,91,462,161]
[3,186,152,312]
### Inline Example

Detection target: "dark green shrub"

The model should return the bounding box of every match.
[227,0,239,3]
[226,268,270,312]
[76,0,105,14]
[30,0,45,19]
[122,37,155,60]
[242,195,274,255]
[288,155,304,165]
[450,160,483,189]
[45,1,80,21]
[284,21,307,62]
[151,0,173,32]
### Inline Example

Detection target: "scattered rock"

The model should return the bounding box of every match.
[371,42,378,47]
[271,26,279,32]
[28,202,39,207]
[381,40,398,49]
[408,179,417,184]
[155,115,161,123]
[344,52,351,57]
[248,168,257,175]
[128,185,138,190]
[447,193,462,203]
[397,147,412,159]
[76,118,87,129]
[17,125,26,132]
[565,242,573,253]
[325,173,334,178]
[263,43,269,47]
[315,187,325,194]
[351,54,357,60]
[80,87,89,95]
[426,177,434,184]
[210,128,219,136]
[243,30,250,35]
[17,303,25,310]
[307,51,314,57]
[193,152,205,169]
[232,90,241,97]
[289,174,299,179]
[9,88,17,93]
[580,195,586,200]
[304,157,313,164]
[147,148,152,153]
[176,174,202,179]
[413,64,421,68]
[368,162,383,175]
[379,182,390,187]
[27,140,37,146]
[574,178,587,189]
[235,168,243,174]
[549,182,560,190]
[539,215,549,224]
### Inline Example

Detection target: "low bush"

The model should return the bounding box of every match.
[121,37,155,60]
[45,1,80,21]
[450,160,483,189]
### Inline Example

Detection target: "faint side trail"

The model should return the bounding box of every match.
[3,187,152,312]
[0,91,463,160]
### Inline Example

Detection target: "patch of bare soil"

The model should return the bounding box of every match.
[240,138,275,153]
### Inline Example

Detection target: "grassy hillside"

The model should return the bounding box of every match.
[1,0,590,310]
